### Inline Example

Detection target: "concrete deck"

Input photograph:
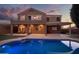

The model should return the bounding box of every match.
[24,34,79,42]
[0,34,79,45]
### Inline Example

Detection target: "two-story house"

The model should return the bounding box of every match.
[10,8,71,35]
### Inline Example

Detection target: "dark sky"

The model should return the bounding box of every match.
[0,4,76,28]
[0,4,72,22]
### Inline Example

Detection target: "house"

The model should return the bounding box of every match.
[10,8,72,35]
[10,8,61,34]
[0,8,72,35]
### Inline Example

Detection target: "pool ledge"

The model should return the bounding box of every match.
[0,34,79,45]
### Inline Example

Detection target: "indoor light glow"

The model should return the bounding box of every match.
[18,25,26,33]
[31,15,41,20]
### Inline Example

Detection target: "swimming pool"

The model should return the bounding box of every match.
[0,39,78,54]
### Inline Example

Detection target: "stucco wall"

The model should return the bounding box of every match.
[46,15,61,22]
[0,25,10,34]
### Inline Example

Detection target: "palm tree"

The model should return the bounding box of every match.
[70,4,79,37]
[70,4,79,28]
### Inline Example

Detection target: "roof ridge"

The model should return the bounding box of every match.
[18,8,46,15]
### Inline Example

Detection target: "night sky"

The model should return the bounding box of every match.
[0,4,72,22]
[0,4,74,27]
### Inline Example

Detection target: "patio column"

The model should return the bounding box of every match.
[10,21,13,36]
[27,24,29,35]
[69,24,71,36]
[45,25,47,36]
[69,41,72,48]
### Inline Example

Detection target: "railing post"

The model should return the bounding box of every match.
[27,24,29,35]
[10,20,13,36]
[45,25,47,36]
[69,24,71,36]
[69,41,72,48]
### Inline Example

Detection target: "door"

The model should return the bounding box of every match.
[18,25,26,33]
[47,26,58,33]
[29,24,45,34]
[13,25,18,33]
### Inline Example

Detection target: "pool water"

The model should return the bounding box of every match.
[0,39,72,54]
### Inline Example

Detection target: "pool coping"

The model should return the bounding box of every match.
[0,34,79,45]
[0,37,79,46]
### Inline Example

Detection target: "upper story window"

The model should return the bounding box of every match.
[28,16,31,20]
[57,17,60,21]
[28,15,42,20]
[47,17,50,22]
[20,15,25,21]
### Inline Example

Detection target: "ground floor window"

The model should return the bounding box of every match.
[13,25,18,33]
[13,24,45,34]
[52,27,57,30]
[29,24,45,34]
[47,26,60,33]
[18,25,26,33]
[12,24,61,34]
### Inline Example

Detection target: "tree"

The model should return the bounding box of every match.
[70,4,79,28]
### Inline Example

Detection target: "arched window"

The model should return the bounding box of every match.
[18,25,26,33]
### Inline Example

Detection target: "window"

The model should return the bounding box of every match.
[47,17,50,22]
[52,27,57,30]
[18,25,26,33]
[28,15,42,20]
[32,15,41,20]
[28,16,31,20]
[20,15,25,21]
[57,17,60,21]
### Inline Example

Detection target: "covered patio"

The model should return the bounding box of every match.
[10,22,72,36]
[46,22,72,35]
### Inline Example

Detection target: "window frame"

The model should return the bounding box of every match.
[28,15,42,20]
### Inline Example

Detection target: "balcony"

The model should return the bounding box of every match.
[11,19,46,24]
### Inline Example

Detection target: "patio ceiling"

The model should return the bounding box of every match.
[46,22,72,26]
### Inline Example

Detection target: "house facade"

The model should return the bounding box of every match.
[10,8,65,34]
[0,24,10,34]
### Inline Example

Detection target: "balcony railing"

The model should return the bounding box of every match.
[11,19,46,24]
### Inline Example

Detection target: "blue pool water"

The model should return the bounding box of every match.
[0,39,73,54]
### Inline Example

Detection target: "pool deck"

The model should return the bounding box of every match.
[0,34,79,45]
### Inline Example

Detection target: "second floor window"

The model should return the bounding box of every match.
[47,17,50,22]
[28,15,42,20]
[20,15,25,21]
[57,17,60,21]
[28,16,31,20]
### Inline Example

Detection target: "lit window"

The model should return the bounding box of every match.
[18,25,26,33]
[38,25,43,31]
[29,25,34,33]
[31,15,41,20]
